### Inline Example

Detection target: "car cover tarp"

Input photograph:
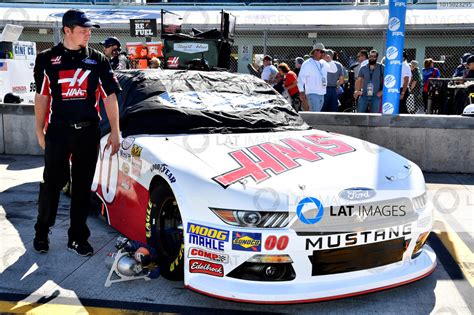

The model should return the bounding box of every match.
[99,69,310,137]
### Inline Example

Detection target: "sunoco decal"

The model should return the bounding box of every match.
[189,259,223,277]
[213,134,355,188]
[188,247,229,264]
[187,223,229,251]
[232,231,262,252]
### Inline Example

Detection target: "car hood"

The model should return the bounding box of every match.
[164,129,425,207]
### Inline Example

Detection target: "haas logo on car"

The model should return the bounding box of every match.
[58,69,91,99]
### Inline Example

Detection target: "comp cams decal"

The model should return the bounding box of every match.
[232,231,262,252]
[187,223,229,251]
[213,134,355,188]
[188,247,229,264]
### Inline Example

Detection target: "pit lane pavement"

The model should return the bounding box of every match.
[0,155,472,314]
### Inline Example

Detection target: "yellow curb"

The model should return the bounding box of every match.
[0,300,158,314]
[432,219,474,287]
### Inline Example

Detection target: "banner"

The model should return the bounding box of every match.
[382,0,408,115]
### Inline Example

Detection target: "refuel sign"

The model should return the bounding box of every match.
[130,19,157,37]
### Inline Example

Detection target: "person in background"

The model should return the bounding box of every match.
[294,57,304,76]
[297,43,328,112]
[149,57,161,69]
[465,55,474,79]
[322,49,345,112]
[409,60,423,113]
[353,49,369,78]
[453,53,471,78]
[261,55,278,85]
[422,58,441,110]
[303,54,310,61]
[278,63,300,111]
[100,37,130,70]
[399,51,412,114]
[354,49,384,113]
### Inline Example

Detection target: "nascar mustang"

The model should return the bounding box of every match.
[92,69,436,303]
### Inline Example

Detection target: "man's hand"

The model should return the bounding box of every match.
[354,90,362,99]
[377,91,383,98]
[105,130,120,155]
[400,91,405,100]
[299,92,309,111]
[36,129,45,150]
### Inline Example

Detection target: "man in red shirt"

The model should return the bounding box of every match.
[33,9,121,256]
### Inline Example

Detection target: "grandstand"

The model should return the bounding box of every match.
[0,0,472,76]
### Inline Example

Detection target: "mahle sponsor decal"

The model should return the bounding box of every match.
[187,223,229,251]
[232,232,262,252]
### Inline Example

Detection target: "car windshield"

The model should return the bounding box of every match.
[99,69,310,137]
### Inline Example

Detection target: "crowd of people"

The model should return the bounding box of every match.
[255,43,474,114]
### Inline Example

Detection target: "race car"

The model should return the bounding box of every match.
[92,69,436,303]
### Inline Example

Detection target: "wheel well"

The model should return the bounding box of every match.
[149,175,172,195]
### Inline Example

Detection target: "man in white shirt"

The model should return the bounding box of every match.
[399,51,412,114]
[261,55,277,85]
[297,43,328,112]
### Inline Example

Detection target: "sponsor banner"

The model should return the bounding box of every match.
[189,259,224,277]
[12,41,36,60]
[173,43,209,54]
[188,247,229,264]
[187,223,229,251]
[232,231,262,252]
[382,0,407,115]
[130,19,157,37]
[147,41,163,58]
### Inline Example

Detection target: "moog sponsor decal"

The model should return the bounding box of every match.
[213,134,355,187]
[187,223,229,251]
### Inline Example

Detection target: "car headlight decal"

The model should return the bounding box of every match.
[210,208,289,228]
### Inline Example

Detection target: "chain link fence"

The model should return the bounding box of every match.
[2,14,472,114]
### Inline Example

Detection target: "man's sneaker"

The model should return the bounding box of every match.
[67,240,93,257]
[33,237,49,253]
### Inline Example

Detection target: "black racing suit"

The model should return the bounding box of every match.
[110,53,130,70]
[33,43,121,242]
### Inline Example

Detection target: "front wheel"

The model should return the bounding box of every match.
[146,183,184,281]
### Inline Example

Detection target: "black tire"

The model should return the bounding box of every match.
[146,183,184,281]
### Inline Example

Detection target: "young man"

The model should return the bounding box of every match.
[322,49,345,112]
[261,55,278,85]
[33,9,121,256]
[354,50,384,113]
[297,43,328,112]
[100,36,130,70]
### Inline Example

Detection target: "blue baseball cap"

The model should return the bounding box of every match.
[62,9,99,28]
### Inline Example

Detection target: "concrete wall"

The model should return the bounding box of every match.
[1,104,473,173]
[300,112,474,174]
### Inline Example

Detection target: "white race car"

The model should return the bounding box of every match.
[92,69,436,303]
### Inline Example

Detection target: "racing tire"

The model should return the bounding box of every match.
[146,183,184,281]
